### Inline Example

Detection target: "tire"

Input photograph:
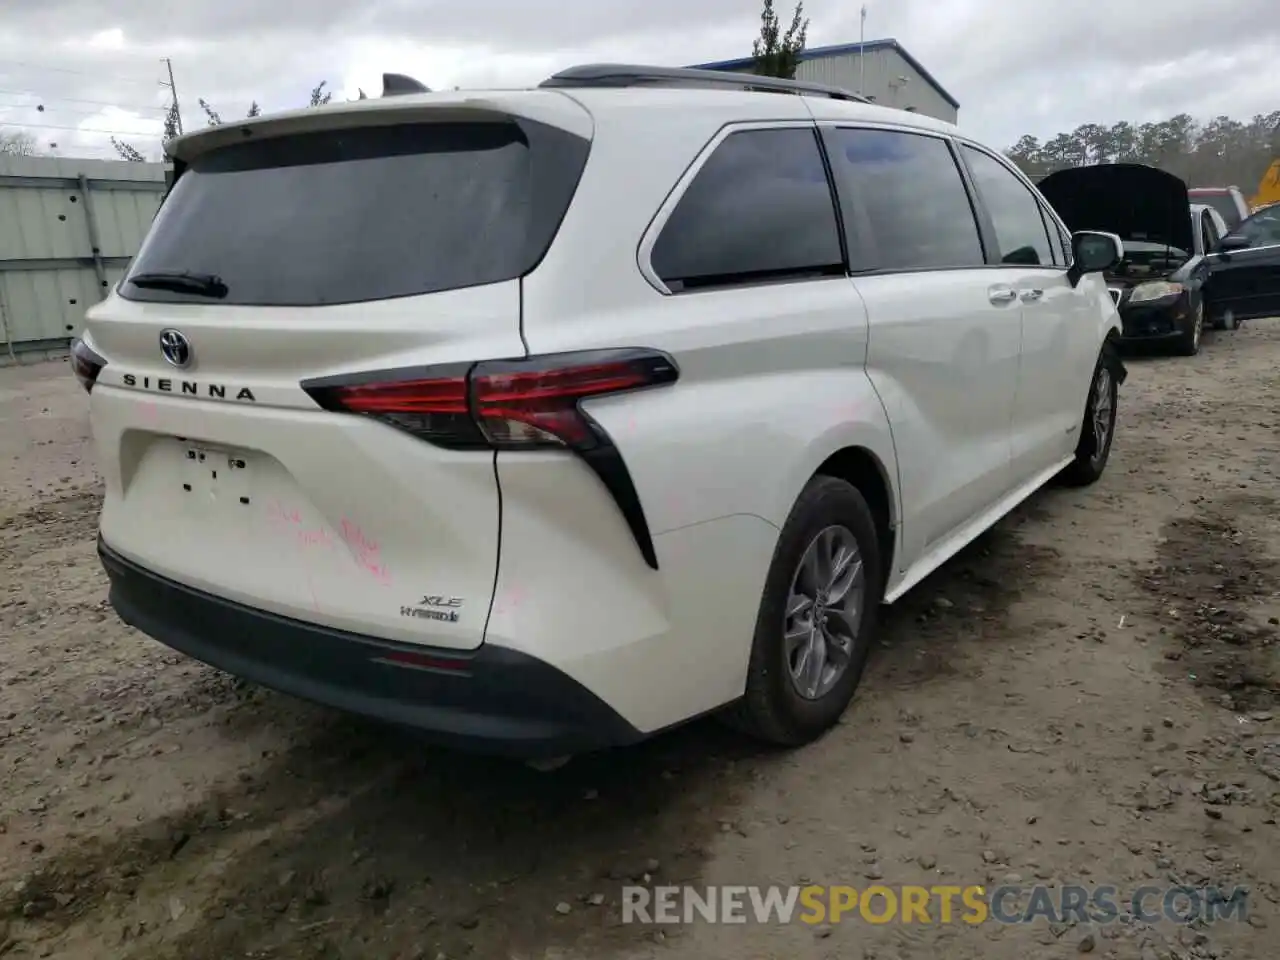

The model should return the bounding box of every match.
[1175,299,1204,356]
[723,476,883,746]
[1059,342,1120,488]
[1222,309,1239,331]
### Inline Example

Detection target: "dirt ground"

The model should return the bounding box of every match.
[1,323,1278,960]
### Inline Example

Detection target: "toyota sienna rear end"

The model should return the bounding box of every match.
[79,88,658,757]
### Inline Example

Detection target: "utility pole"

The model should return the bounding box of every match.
[160,57,183,136]
[858,5,867,96]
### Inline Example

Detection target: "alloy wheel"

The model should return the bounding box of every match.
[784,525,867,700]
[1091,366,1113,462]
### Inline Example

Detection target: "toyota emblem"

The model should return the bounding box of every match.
[158,328,192,369]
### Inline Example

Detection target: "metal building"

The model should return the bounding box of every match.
[688,38,959,124]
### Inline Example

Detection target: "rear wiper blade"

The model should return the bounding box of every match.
[128,271,228,299]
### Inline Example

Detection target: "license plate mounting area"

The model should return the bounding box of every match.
[179,441,253,506]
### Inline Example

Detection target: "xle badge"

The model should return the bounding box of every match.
[400,595,463,623]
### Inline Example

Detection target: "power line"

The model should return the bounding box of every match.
[0,57,164,88]
[0,119,162,137]
[0,102,158,120]
[0,88,167,112]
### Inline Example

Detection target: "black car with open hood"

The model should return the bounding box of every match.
[1039,163,1194,254]
[1039,163,1210,356]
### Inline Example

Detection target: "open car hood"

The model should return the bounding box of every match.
[1038,163,1193,255]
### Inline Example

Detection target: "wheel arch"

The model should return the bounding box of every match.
[1101,326,1126,385]
[811,445,897,592]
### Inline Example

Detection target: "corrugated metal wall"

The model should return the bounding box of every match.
[717,49,959,125]
[796,49,958,124]
[0,155,165,366]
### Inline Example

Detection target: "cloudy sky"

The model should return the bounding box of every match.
[0,0,1275,162]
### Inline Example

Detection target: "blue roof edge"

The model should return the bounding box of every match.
[686,37,960,111]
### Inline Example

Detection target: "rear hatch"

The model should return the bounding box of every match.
[1188,188,1244,229]
[84,94,592,650]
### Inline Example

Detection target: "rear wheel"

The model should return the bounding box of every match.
[1059,344,1119,488]
[1175,299,1204,356]
[724,476,882,746]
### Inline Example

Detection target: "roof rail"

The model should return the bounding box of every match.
[539,63,869,103]
[382,72,431,97]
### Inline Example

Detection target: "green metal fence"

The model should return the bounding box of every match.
[0,155,165,366]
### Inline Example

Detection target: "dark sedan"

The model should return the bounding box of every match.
[1105,240,1207,351]
[1204,206,1280,329]
[1039,163,1209,355]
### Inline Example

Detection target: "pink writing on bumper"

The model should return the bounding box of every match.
[265,502,388,584]
[493,584,527,615]
[340,518,392,586]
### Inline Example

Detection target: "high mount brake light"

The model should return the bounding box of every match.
[70,337,106,394]
[301,348,679,569]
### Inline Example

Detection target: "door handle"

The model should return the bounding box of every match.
[988,286,1018,305]
[1019,288,1044,302]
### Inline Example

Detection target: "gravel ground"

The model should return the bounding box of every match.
[1,323,1278,960]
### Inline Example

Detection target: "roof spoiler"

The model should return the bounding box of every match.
[382,73,431,97]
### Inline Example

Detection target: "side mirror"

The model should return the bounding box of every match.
[1217,234,1250,252]
[1071,230,1122,275]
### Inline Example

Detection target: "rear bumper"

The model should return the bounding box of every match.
[98,537,642,759]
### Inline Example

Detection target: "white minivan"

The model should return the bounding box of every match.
[74,65,1126,760]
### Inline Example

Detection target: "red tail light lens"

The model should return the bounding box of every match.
[300,348,679,569]
[471,352,676,449]
[303,349,678,451]
[70,337,106,394]
[307,364,485,448]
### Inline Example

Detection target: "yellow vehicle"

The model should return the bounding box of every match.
[1252,159,1280,210]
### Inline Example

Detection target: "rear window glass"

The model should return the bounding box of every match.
[1192,192,1241,229]
[122,120,589,307]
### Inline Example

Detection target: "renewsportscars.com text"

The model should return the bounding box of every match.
[621,884,1249,926]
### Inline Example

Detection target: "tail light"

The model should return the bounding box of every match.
[301,348,679,569]
[70,337,106,393]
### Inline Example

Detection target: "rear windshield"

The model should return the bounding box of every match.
[1190,192,1241,228]
[122,120,589,307]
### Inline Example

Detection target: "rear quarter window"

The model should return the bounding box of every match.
[122,120,589,307]
[648,127,846,292]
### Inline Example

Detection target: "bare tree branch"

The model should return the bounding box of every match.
[110,137,147,162]
[0,130,39,157]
